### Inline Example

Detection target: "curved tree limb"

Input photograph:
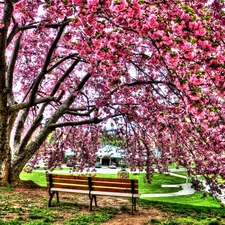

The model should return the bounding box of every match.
[9,95,62,113]
[7,33,22,105]
[48,113,125,128]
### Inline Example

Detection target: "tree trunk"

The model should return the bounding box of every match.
[0,85,11,185]
[10,152,33,185]
[0,1,13,186]
[0,144,41,186]
[1,158,11,184]
[0,143,12,185]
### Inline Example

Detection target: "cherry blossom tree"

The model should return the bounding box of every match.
[1,0,225,189]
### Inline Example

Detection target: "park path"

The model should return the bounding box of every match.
[140,172,195,198]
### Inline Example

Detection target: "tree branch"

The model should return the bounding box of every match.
[7,33,22,105]
[42,19,69,72]
[48,114,125,128]
[49,117,104,128]
[18,114,43,154]
[76,72,92,91]
[9,95,61,112]
[27,18,68,107]
[65,106,96,116]
[46,53,79,74]
[49,58,81,96]
[7,20,20,46]
[7,19,71,46]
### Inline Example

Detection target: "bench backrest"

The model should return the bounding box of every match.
[46,174,139,194]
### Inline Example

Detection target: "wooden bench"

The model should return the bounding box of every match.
[46,173,141,214]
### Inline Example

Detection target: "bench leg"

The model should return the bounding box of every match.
[132,198,134,215]
[56,191,59,203]
[89,195,93,211]
[93,195,97,207]
[134,198,136,211]
[89,195,97,211]
[48,191,56,207]
[131,197,137,215]
[48,191,59,207]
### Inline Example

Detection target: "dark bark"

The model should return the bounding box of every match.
[0,1,13,185]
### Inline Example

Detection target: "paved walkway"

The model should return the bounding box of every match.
[141,183,195,198]
[141,172,196,198]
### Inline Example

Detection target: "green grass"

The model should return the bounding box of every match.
[20,171,47,187]
[66,209,118,225]
[141,191,221,207]
[0,220,23,225]
[138,196,225,225]
[139,198,225,223]
[0,185,119,225]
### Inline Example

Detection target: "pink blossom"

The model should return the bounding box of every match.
[140,24,149,35]
[165,53,179,68]
[189,21,200,30]
[189,75,204,85]
[189,92,201,101]
[172,23,184,35]
[184,52,195,60]
[183,41,194,51]
[87,0,99,6]
[195,28,207,36]
[148,15,158,29]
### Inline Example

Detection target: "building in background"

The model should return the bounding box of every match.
[96,145,125,166]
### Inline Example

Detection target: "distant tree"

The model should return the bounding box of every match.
[1,0,225,192]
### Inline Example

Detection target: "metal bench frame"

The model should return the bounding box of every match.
[46,174,141,214]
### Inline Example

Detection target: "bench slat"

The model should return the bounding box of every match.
[51,187,90,194]
[50,188,140,198]
[91,186,138,194]
[92,181,138,189]
[47,178,89,186]
[91,176,138,184]
[46,174,89,181]
[91,191,141,198]
[47,183,90,190]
